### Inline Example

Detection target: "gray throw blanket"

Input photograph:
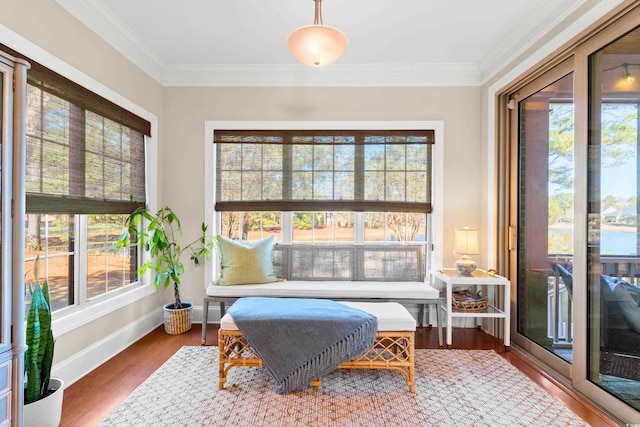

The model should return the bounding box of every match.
[227,297,378,393]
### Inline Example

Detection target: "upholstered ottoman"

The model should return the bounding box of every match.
[218,301,416,392]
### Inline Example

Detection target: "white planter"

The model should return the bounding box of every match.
[24,377,64,427]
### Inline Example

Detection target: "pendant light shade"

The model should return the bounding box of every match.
[287,0,348,67]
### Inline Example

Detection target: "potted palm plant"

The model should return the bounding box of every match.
[118,206,213,334]
[23,258,64,427]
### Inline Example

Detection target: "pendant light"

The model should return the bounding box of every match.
[286,0,348,67]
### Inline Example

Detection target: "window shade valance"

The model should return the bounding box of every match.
[214,129,433,213]
[214,129,435,145]
[0,43,151,136]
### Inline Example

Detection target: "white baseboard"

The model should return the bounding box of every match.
[52,309,162,387]
[193,303,222,324]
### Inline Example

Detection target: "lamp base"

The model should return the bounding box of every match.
[455,256,477,276]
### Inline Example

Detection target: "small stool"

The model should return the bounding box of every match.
[218,301,416,392]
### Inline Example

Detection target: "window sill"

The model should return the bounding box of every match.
[52,283,158,336]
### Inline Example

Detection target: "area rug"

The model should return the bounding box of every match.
[98,346,588,427]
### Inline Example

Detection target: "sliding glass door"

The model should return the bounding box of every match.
[510,60,575,377]
[587,26,640,412]
[505,10,640,420]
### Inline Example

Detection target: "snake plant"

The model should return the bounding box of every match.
[25,258,55,404]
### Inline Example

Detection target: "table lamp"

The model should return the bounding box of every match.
[454,227,479,275]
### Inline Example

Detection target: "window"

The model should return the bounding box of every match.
[23,63,150,314]
[214,129,434,276]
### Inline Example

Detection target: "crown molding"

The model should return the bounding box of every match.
[56,0,166,82]
[479,0,584,83]
[161,63,482,87]
[482,0,625,86]
[56,0,609,88]
[53,0,479,87]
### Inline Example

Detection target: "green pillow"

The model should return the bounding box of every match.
[215,235,280,286]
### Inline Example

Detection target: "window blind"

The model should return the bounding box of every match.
[25,83,146,214]
[214,130,433,213]
[0,42,152,215]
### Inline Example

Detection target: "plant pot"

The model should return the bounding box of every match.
[24,377,64,427]
[163,302,193,334]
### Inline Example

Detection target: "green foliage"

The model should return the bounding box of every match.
[548,103,637,193]
[601,105,637,168]
[548,193,573,225]
[292,212,327,231]
[25,257,55,404]
[117,206,213,309]
[293,212,313,230]
[549,230,573,255]
[548,103,575,190]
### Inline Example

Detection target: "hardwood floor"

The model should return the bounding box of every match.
[60,325,620,427]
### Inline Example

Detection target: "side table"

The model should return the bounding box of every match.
[430,268,510,350]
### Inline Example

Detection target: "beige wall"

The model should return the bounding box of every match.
[164,86,484,305]
[0,0,165,365]
[0,0,163,115]
[3,0,485,368]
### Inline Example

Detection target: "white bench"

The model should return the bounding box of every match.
[202,280,443,346]
[218,301,417,392]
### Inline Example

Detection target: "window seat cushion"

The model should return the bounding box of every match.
[206,280,439,300]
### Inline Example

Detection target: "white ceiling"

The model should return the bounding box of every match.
[56,0,586,86]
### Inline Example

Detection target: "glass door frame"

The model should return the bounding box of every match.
[501,5,640,421]
[573,10,640,420]
[507,57,576,380]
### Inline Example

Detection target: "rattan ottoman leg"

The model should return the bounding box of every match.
[408,335,415,392]
[218,329,227,389]
[218,368,226,389]
[310,378,322,391]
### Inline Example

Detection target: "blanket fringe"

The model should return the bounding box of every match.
[278,317,378,394]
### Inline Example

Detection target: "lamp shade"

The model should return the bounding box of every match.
[286,24,348,67]
[454,227,480,255]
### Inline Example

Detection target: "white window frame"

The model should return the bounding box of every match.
[3,28,161,335]
[52,138,158,335]
[203,120,445,286]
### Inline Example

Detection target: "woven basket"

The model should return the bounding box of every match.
[452,290,488,312]
[163,302,193,334]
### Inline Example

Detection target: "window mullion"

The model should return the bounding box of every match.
[404,144,408,202]
[354,136,364,200]
[282,212,293,244]
[283,139,293,200]
[282,135,293,244]
[354,212,365,245]
[77,215,88,305]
